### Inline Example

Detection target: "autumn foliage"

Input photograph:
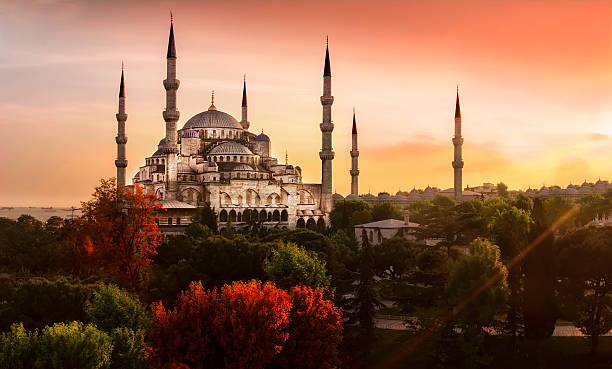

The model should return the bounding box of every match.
[79,179,162,289]
[148,281,342,369]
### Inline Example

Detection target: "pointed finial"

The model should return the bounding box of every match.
[324,36,331,77]
[243,73,246,82]
[261,129,264,134]
[208,90,217,111]
[352,106,357,134]
[170,10,173,23]
[167,14,176,58]
[119,63,125,98]
[455,86,461,119]
[285,150,288,165]
[242,76,247,107]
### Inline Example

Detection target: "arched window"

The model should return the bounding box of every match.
[306,218,316,230]
[219,156,223,161]
[281,210,288,222]
[259,210,267,222]
[226,156,230,161]
[219,210,228,222]
[272,210,280,222]
[317,218,326,231]
[229,210,237,222]
[297,218,306,228]
[237,212,242,222]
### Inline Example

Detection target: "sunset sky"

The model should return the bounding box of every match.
[1,0,612,206]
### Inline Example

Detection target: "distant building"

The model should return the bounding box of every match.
[354,216,420,246]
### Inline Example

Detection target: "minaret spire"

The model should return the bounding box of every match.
[162,15,180,200]
[115,65,128,187]
[452,86,464,201]
[240,75,250,130]
[350,107,359,196]
[320,37,335,212]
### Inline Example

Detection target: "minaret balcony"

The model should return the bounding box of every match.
[115,159,128,168]
[163,79,180,90]
[115,136,128,144]
[163,110,180,121]
[350,149,359,157]
[319,151,335,160]
[319,122,334,132]
[115,113,128,121]
[350,169,360,176]
[452,160,464,169]
[163,145,179,155]
[320,96,334,105]
[452,137,464,145]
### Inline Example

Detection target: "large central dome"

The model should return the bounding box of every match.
[182,109,242,130]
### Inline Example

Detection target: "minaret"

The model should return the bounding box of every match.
[350,108,359,196]
[452,87,464,201]
[320,37,335,212]
[115,65,128,187]
[240,75,249,130]
[162,15,180,200]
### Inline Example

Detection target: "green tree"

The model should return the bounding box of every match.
[489,206,532,351]
[371,202,403,221]
[558,226,612,355]
[523,199,556,367]
[264,242,331,290]
[355,229,379,359]
[497,182,509,197]
[445,238,509,369]
[329,199,372,231]
[85,284,150,332]
[190,203,218,232]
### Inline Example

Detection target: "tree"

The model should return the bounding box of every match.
[489,206,531,350]
[355,229,379,357]
[497,182,509,197]
[328,199,372,231]
[371,202,403,221]
[557,226,612,355]
[0,277,93,332]
[0,322,113,369]
[148,281,293,369]
[85,284,150,332]
[523,199,556,350]
[264,242,331,290]
[190,203,218,232]
[270,286,342,369]
[80,178,163,290]
[444,238,508,368]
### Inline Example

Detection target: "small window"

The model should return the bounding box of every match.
[177,217,181,225]
[168,217,173,225]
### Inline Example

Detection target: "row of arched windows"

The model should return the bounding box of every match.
[208,155,259,165]
[296,217,326,231]
[201,129,243,140]
[219,209,289,223]
[147,158,165,166]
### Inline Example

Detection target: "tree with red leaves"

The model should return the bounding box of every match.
[148,281,343,369]
[80,178,162,290]
[271,286,343,369]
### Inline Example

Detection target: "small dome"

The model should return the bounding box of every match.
[286,165,294,170]
[208,142,253,155]
[208,161,217,167]
[182,110,242,130]
[333,193,344,201]
[255,131,270,141]
[182,129,199,138]
[295,166,301,172]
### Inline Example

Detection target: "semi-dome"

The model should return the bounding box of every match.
[182,109,242,130]
[208,142,253,155]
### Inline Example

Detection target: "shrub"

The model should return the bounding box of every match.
[110,328,146,369]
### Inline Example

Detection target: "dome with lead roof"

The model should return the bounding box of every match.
[182,109,242,130]
[208,142,253,155]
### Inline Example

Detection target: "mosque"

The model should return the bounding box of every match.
[114,18,341,232]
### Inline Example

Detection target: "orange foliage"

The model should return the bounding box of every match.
[80,178,162,289]
[148,281,342,369]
